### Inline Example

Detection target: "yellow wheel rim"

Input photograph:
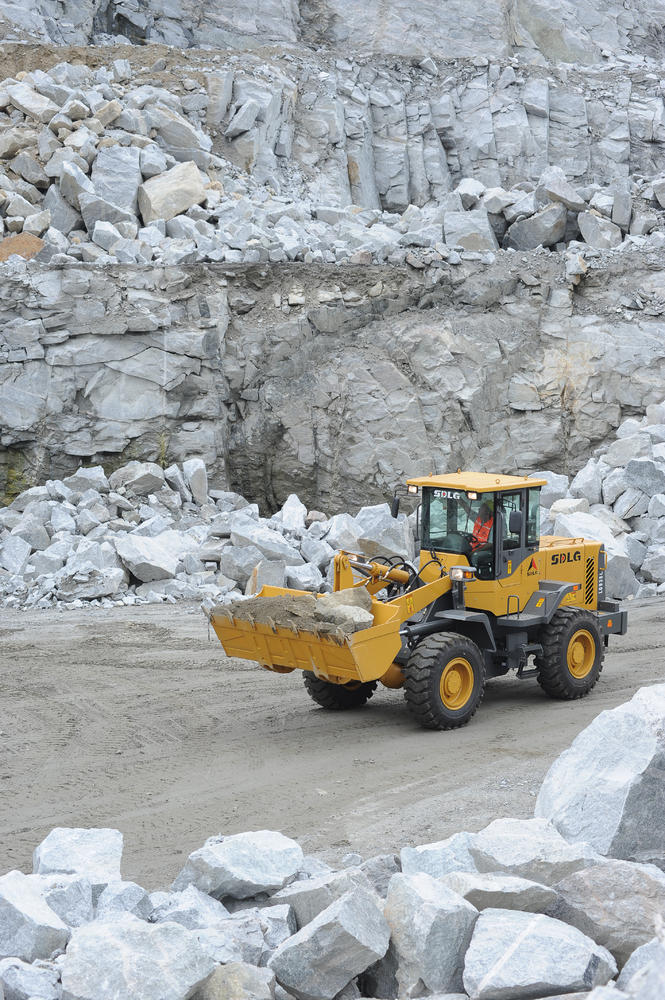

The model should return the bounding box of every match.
[439,657,474,710]
[567,629,596,679]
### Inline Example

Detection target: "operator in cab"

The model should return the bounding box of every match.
[461,497,494,552]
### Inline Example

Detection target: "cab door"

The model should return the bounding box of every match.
[494,490,541,613]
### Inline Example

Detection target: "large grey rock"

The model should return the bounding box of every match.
[220,544,264,588]
[182,457,208,505]
[114,531,192,583]
[33,828,123,896]
[230,520,303,565]
[6,83,58,123]
[504,202,567,250]
[151,885,229,929]
[641,546,665,583]
[96,880,152,920]
[0,956,60,1000]
[138,162,207,224]
[469,817,601,885]
[62,466,109,493]
[0,870,70,962]
[355,504,413,560]
[193,961,275,1000]
[536,685,665,868]
[91,146,142,213]
[381,872,478,996]
[622,941,665,999]
[193,910,265,966]
[549,860,665,966]
[268,869,374,929]
[0,534,31,575]
[462,908,616,999]
[537,167,586,212]
[108,461,164,495]
[578,211,623,249]
[172,830,304,899]
[440,871,558,913]
[358,854,401,897]
[59,914,216,1000]
[616,937,663,990]
[31,874,94,928]
[623,459,665,497]
[268,887,390,1000]
[401,831,477,878]
[444,210,498,251]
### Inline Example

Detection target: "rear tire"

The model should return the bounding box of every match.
[303,672,377,710]
[404,633,485,730]
[535,608,604,700]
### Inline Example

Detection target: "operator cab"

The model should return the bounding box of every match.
[407,472,547,581]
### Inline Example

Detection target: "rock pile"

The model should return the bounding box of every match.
[0,53,665,269]
[5,399,665,609]
[1,685,665,999]
[0,456,413,609]
[537,399,665,599]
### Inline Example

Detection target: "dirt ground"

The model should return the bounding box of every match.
[1,597,663,890]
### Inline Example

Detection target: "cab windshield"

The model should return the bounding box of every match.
[422,487,495,561]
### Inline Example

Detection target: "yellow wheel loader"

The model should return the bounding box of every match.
[211,473,627,730]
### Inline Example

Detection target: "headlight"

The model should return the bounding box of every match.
[450,566,476,582]
[408,484,419,494]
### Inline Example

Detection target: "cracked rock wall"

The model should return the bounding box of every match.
[3,248,665,511]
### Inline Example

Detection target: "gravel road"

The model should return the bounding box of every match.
[1,598,663,889]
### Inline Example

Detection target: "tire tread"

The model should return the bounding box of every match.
[404,633,485,731]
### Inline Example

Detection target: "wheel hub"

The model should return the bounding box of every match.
[567,629,595,679]
[439,657,474,710]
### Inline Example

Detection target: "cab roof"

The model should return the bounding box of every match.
[406,471,547,492]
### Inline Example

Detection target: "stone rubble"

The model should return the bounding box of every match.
[0,687,662,998]
[6,398,665,611]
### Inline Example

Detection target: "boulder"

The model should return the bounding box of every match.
[268,887,390,1000]
[0,869,70,962]
[230,521,303,565]
[172,830,304,899]
[602,434,652,470]
[245,558,287,595]
[462,908,616,999]
[59,914,216,1000]
[379,872,478,996]
[276,494,308,533]
[355,504,413,561]
[0,535,31,575]
[268,869,374,929]
[549,860,665,966]
[194,911,265,966]
[108,461,165,495]
[440,871,558,913]
[0,956,60,1000]
[639,546,665,583]
[324,513,362,552]
[444,209,498,251]
[578,211,623,249]
[33,828,123,896]
[623,459,665,497]
[401,831,478,878]
[536,685,665,868]
[62,466,109,493]
[115,531,193,583]
[504,202,567,250]
[469,817,601,885]
[182,458,208,505]
[533,470,569,508]
[285,563,323,591]
[194,961,275,1000]
[616,937,663,990]
[91,146,143,213]
[358,854,401,897]
[138,161,207,225]
[621,941,665,999]
[6,83,58,123]
[537,166,586,212]
[31,873,94,928]
[151,885,229,929]
[96,880,152,920]
[220,544,264,588]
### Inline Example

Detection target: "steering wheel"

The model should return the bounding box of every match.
[441,532,472,558]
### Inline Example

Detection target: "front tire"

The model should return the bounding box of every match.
[404,633,485,730]
[303,672,377,710]
[535,608,604,700]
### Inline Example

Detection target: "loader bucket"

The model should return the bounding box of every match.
[210,585,403,684]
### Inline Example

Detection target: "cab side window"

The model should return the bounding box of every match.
[527,489,541,547]
[501,492,523,550]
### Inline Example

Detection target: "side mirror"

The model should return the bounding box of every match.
[391,495,400,519]
[509,509,523,535]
